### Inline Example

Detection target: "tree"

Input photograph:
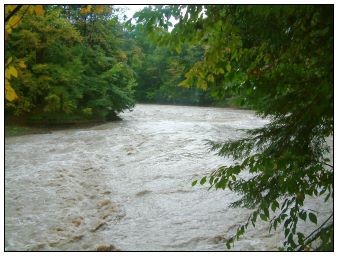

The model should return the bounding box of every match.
[5,6,83,116]
[5,5,136,123]
[5,5,44,102]
[62,5,136,120]
[129,22,213,105]
[135,5,333,251]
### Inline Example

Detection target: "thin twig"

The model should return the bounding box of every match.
[307,208,320,214]
[296,213,333,251]
[321,162,333,169]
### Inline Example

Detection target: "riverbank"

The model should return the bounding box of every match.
[4,120,113,137]
[4,112,118,137]
[5,125,50,137]
[5,102,250,138]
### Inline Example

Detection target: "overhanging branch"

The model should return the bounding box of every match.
[5,5,23,23]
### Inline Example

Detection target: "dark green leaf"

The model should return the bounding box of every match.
[309,213,317,224]
[299,211,307,221]
[260,214,268,221]
[284,218,291,228]
[263,206,269,219]
[271,201,279,212]
[297,232,305,245]
[200,176,207,185]
[209,176,214,185]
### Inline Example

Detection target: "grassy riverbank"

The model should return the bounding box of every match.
[5,121,110,138]
[4,111,120,137]
[5,117,108,137]
[5,125,47,137]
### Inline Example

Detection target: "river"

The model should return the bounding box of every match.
[5,104,333,251]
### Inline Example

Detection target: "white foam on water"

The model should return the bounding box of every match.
[5,104,332,251]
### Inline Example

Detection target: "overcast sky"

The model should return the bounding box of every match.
[116,5,178,29]
[116,5,148,19]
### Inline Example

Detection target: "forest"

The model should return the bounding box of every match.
[5,5,232,127]
[5,4,333,252]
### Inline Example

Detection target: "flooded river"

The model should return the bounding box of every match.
[5,104,332,251]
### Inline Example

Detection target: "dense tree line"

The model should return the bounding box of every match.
[130,26,215,105]
[5,4,232,126]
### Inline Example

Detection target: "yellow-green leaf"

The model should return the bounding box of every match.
[207,74,214,82]
[5,24,12,35]
[80,5,92,14]
[5,65,18,79]
[6,57,13,66]
[5,5,17,14]
[226,63,232,72]
[217,67,224,74]
[5,81,18,101]
[178,79,191,88]
[8,15,21,29]
[95,5,105,14]
[18,60,27,68]
[197,79,208,90]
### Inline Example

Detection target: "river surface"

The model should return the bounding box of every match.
[5,104,333,251]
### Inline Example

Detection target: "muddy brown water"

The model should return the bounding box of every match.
[5,104,332,251]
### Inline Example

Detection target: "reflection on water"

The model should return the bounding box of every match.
[5,104,332,251]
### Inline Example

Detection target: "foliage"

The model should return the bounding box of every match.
[129,23,215,105]
[5,4,235,117]
[136,5,333,251]
[67,5,136,119]
[5,5,136,123]
[5,5,45,102]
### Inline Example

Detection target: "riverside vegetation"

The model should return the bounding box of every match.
[5,5,333,251]
[5,5,234,128]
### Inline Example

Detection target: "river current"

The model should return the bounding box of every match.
[5,104,332,251]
